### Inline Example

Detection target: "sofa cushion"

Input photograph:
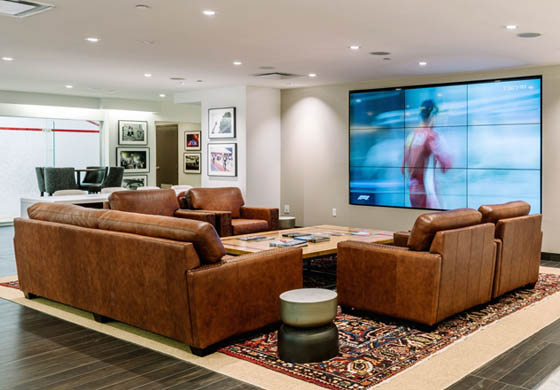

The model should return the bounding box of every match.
[232,219,269,235]
[28,202,107,229]
[108,189,179,217]
[408,208,482,251]
[478,201,531,224]
[188,187,245,218]
[98,210,225,264]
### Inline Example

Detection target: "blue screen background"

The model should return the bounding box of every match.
[349,77,541,212]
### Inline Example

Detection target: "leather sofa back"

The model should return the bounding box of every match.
[188,187,245,218]
[408,208,482,251]
[28,202,108,229]
[478,201,531,224]
[99,211,225,264]
[108,189,180,217]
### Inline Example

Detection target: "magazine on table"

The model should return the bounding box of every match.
[269,239,308,248]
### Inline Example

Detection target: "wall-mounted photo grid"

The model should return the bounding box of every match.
[349,77,541,212]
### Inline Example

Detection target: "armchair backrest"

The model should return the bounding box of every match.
[429,223,497,322]
[478,201,530,224]
[407,208,482,251]
[108,188,179,217]
[188,187,245,218]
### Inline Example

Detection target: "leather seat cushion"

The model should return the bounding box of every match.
[478,201,531,224]
[108,189,179,217]
[408,208,482,251]
[98,210,225,264]
[28,203,107,229]
[232,219,269,235]
[188,187,245,218]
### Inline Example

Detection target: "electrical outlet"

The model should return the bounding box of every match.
[332,208,337,217]
[284,204,290,214]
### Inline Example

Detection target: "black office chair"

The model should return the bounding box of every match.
[35,167,46,196]
[44,168,79,195]
[87,167,124,193]
[81,166,108,193]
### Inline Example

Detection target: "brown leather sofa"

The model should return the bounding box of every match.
[107,188,219,227]
[14,203,302,355]
[184,187,279,236]
[337,208,497,326]
[478,201,542,298]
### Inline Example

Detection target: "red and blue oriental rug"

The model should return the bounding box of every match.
[219,273,560,390]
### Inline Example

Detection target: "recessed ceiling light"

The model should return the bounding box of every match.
[505,25,518,30]
[135,4,151,9]
[85,37,100,43]
[349,45,360,50]
[308,73,317,78]
[233,61,242,66]
[202,9,215,16]
[144,73,152,78]
[517,32,542,38]
[370,51,391,56]
[1,56,13,61]
[196,80,203,82]
[418,61,427,66]
[159,94,166,98]
[65,85,73,89]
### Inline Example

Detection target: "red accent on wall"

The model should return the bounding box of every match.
[0,127,99,133]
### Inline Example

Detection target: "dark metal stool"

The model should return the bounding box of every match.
[278,288,339,363]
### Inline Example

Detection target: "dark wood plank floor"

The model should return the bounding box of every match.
[446,261,560,390]
[0,299,261,390]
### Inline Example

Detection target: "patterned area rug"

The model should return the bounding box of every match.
[220,273,560,390]
[0,280,19,290]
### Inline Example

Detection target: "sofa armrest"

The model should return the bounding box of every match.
[186,247,303,349]
[174,209,216,226]
[393,231,410,247]
[240,207,279,230]
[337,241,442,326]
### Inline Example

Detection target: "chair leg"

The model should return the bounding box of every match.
[190,345,218,357]
[24,292,37,300]
[93,313,111,323]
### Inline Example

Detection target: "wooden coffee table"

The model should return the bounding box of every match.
[221,224,393,259]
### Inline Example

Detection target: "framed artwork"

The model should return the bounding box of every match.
[185,131,201,151]
[208,107,236,138]
[116,147,150,173]
[208,143,237,177]
[118,120,148,145]
[184,153,201,173]
[122,175,147,190]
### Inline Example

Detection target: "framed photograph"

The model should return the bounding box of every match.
[116,147,150,173]
[122,175,147,190]
[184,153,201,173]
[208,107,236,138]
[118,120,148,145]
[208,143,237,177]
[185,131,201,151]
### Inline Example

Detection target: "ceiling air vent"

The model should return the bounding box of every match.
[0,0,54,18]
[252,72,302,80]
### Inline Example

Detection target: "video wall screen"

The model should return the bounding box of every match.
[349,76,541,212]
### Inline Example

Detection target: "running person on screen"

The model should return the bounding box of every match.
[401,99,452,209]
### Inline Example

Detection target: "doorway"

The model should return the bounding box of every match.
[155,123,178,188]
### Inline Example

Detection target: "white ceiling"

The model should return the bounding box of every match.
[0,0,558,101]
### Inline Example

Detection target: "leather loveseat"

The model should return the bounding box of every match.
[183,187,279,236]
[337,208,497,326]
[14,203,303,355]
[478,201,542,298]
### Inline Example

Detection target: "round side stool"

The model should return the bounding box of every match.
[278,288,338,363]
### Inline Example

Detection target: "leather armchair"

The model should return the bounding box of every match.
[337,208,497,326]
[187,187,279,236]
[478,201,542,298]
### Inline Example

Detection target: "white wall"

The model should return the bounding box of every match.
[175,86,248,194]
[281,65,560,253]
[0,90,201,187]
[246,87,281,207]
